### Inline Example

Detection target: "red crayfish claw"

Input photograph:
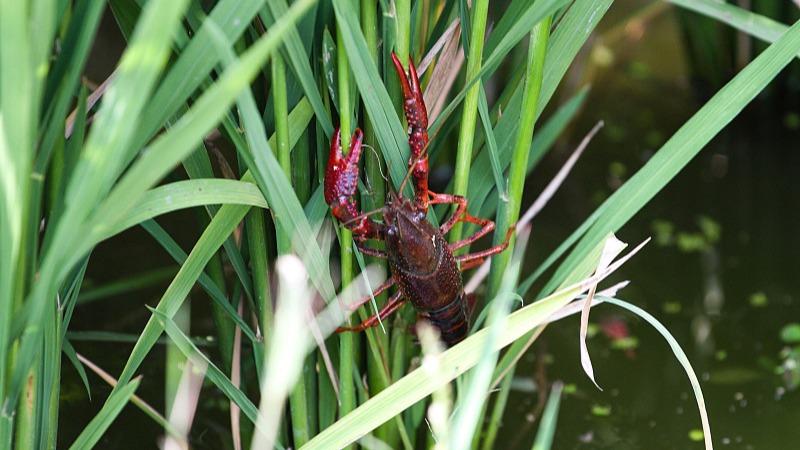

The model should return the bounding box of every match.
[390,52,431,210]
[324,128,381,239]
[390,52,428,139]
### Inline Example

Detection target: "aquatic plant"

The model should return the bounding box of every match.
[1,0,797,448]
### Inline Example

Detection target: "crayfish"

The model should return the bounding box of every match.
[324,53,512,346]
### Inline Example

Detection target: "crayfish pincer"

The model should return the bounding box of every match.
[324,52,513,346]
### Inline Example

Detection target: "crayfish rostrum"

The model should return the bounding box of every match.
[324,53,512,346]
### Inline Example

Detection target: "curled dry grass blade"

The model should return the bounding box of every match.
[578,235,627,390]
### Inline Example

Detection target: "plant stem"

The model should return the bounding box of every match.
[489,16,551,295]
[244,207,271,366]
[269,49,311,447]
[292,130,312,204]
[272,53,291,181]
[449,0,490,245]
[336,14,358,449]
[480,366,515,450]
[14,370,34,450]
[359,3,397,446]
[395,0,411,63]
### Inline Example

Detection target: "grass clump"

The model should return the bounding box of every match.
[2,0,799,448]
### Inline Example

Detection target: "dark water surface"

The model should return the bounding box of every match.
[499,6,800,450]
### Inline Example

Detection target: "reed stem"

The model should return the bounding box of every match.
[489,16,551,295]
[336,13,358,449]
[449,0,490,244]
[270,50,311,447]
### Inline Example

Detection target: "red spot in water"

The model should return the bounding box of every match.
[600,315,636,359]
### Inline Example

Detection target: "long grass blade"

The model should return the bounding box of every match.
[467,0,612,217]
[140,220,259,342]
[134,0,266,148]
[488,15,551,293]
[7,0,191,411]
[109,79,318,401]
[669,0,794,52]
[450,229,530,449]
[449,0,491,243]
[262,0,334,137]
[37,0,105,169]
[67,378,141,450]
[332,0,409,187]
[75,351,182,438]
[87,0,315,247]
[154,309,262,426]
[112,204,250,390]
[251,256,314,449]
[429,0,571,135]
[530,382,563,450]
[104,179,267,239]
[196,18,336,303]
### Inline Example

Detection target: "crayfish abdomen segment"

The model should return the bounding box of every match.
[421,293,470,346]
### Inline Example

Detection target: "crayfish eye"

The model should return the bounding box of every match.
[387,226,397,237]
[413,211,426,222]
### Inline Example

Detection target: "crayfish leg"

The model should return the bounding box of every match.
[336,291,406,333]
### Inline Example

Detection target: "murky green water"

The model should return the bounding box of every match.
[500,6,800,449]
